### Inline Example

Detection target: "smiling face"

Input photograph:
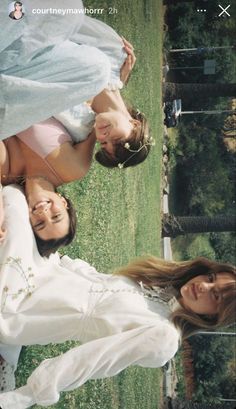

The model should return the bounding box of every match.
[94,111,139,156]
[179,272,236,315]
[28,192,70,241]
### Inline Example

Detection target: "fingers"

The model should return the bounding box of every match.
[123,55,132,70]
[123,47,136,68]
[121,36,134,50]
[0,227,7,243]
[121,37,136,66]
[120,36,136,85]
[123,43,135,58]
[120,53,136,84]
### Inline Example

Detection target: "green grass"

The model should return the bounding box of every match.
[15,1,164,407]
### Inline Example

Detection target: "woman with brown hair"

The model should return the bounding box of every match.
[0,186,235,408]
[1,8,153,256]
[0,55,151,256]
[8,2,24,20]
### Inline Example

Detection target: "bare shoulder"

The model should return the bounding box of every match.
[0,140,9,172]
[46,142,89,182]
[1,137,25,181]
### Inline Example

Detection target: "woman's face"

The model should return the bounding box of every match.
[94,111,136,156]
[179,272,235,315]
[15,3,22,11]
[28,192,70,241]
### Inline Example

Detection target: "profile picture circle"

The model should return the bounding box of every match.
[9,1,25,20]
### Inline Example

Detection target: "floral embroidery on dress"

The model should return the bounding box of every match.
[0,257,35,311]
[138,282,180,312]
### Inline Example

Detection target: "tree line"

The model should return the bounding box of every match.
[162,1,236,266]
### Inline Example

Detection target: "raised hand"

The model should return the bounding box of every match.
[120,37,136,85]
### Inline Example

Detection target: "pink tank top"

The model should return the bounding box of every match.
[16,117,72,159]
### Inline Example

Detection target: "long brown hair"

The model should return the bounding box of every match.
[95,108,151,168]
[115,256,236,340]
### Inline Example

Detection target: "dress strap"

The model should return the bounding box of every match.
[43,158,64,185]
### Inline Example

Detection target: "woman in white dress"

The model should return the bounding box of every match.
[0,186,235,408]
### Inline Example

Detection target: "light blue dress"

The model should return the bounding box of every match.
[0,0,125,139]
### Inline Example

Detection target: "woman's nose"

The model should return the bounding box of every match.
[199,282,214,293]
[96,133,108,142]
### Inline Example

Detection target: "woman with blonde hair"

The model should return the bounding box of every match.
[0,186,235,408]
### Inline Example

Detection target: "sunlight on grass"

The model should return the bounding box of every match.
[16,1,164,408]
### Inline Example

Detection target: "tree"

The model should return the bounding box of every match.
[162,214,236,238]
[163,83,236,102]
[188,334,236,402]
[170,398,236,408]
[223,113,236,137]
[219,359,236,399]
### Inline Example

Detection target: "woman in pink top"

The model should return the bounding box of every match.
[0,43,151,257]
[0,21,152,257]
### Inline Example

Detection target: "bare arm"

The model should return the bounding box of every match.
[0,186,5,242]
[0,141,10,174]
[73,129,97,176]
[91,38,136,115]
[120,37,136,85]
[47,130,97,183]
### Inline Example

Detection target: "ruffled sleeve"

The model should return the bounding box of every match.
[70,15,126,91]
[60,255,109,280]
[54,103,96,143]
[0,324,179,409]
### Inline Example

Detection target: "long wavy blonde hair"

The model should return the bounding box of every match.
[115,256,236,340]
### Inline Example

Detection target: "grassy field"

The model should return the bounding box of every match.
[16,1,164,407]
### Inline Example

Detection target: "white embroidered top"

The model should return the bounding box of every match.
[54,102,96,143]
[0,186,181,408]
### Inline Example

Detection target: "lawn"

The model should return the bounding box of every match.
[16,1,164,407]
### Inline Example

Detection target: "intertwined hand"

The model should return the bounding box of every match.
[120,37,136,85]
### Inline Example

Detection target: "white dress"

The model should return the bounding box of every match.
[0,186,180,408]
[0,0,125,139]
[54,102,96,143]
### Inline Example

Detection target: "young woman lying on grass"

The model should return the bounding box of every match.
[0,10,153,255]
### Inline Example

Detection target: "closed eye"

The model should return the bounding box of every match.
[52,214,62,221]
[33,215,63,231]
[33,221,45,231]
